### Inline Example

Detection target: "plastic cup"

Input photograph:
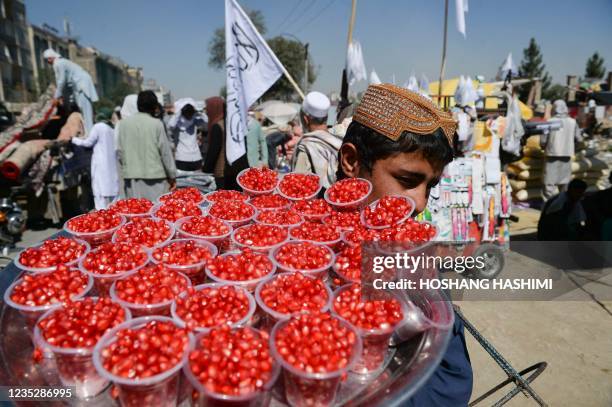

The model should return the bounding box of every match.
[150,202,205,223]
[288,224,342,252]
[158,190,205,206]
[203,190,249,204]
[360,195,416,230]
[33,298,132,399]
[14,238,91,273]
[92,316,193,407]
[205,251,276,292]
[254,209,305,228]
[79,248,149,296]
[64,214,127,247]
[184,328,280,407]
[171,283,256,333]
[174,215,233,253]
[374,220,439,259]
[109,271,191,317]
[270,241,335,279]
[230,224,290,254]
[149,238,218,285]
[236,167,279,196]
[323,178,372,212]
[270,315,362,407]
[276,173,322,201]
[254,273,333,332]
[111,218,175,250]
[208,202,257,229]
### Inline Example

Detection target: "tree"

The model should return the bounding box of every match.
[585,52,606,79]
[544,84,566,102]
[94,82,137,112]
[518,38,551,102]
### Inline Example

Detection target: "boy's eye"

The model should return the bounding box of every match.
[396,176,421,189]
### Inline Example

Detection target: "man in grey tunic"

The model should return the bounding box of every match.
[540,100,582,201]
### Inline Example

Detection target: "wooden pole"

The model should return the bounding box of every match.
[437,0,449,107]
[347,0,357,48]
[282,66,305,100]
[338,0,357,121]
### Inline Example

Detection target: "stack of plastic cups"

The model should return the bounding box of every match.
[174,215,233,254]
[14,238,91,274]
[93,316,193,407]
[270,316,362,406]
[270,241,335,280]
[33,298,132,399]
[205,251,276,293]
[149,239,218,285]
[64,214,127,247]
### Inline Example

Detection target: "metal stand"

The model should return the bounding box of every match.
[454,307,548,407]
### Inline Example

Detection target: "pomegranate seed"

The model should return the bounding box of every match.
[325,178,370,205]
[9,265,89,307]
[333,283,403,331]
[363,196,414,227]
[233,224,288,250]
[109,198,153,216]
[257,272,329,316]
[323,210,361,230]
[174,285,252,330]
[152,240,215,266]
[273,241,333,272]
[18,237,88,269]
[153,198,201,222]
[82,242,148,275]
[256,209,303,227]
[289,222,340,244]
[334,245,362,282]
[205,190,249,203]
[343,226,380,246]
[206,249,274,283]
[32,348,43,363]
[113,217,173,248]
[178,215,231,238]
[378,219,437,246]
[208,201,255,222]
[238,167,278,192]
[188,326,274,396]
[278,173,320,199]
[292,199,332,218]
[66,210,123,233]
[249,194,289,210]
[159,187,204,205]
[112,264,190,305]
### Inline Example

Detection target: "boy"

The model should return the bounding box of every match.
[338,84,473,406]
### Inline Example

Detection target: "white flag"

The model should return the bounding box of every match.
[346,40,367,86]
[455,0,468,37]
[370,69,382,85]
[225,0,284,164]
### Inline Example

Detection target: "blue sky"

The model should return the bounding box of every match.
[25,0,612,99]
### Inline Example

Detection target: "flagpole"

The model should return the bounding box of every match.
[281,64,305,100]
[437,0,449,108]
[337,0,357,120]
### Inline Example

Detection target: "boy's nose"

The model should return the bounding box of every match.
[406,185,429,215]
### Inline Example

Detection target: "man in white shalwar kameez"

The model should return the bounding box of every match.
[43,48,99,132]
[71,108,119,209]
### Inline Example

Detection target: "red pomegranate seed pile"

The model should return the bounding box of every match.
[67,210,122,233]
[343,226,380,245]
[256,209,302,226]
[289,222,340,243]
[19,237,87,268]
[38,297,127,348]
[159,187,204,204]
[334,246,362,282]
[153,199,201,222]
[109,198,153,215]
[292,199,332,217]
[274,242,332,271]
[238,167,278,192]
[326,178,370,204]
[174,285,251,330]
[152,240,215,266]
[275,312,357,373]
[189,326,274,396]
[113,265,189,305]
[249,194,289,210]
[378,219,436,243]
[278,173,320,199]
[259,272,328,314]
[209,201,255,222]
[82,242,148,275]
[10,265,89,307]
[180,215,230,237]
[323,211,361,230]
[207,249,273,282]
[206,190,249,203]
[113,217,172,248]
[234,224,288,248]
[363,196,413,227]
[100,320,189,379]
[333,284,403,331]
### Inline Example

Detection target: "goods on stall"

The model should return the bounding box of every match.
[108,198,154,217]
[278,173,321,200]
[204,189,249,203]
[205,249,275,291]
[231,223,289,253]
[324,177,372,210]
[113,217,174,248]
[159,187,205,205]
[17,236,89,272]
[237,167,279,195]
[271,241,334,277]
[150,239,217,284]
[249,193,290,210]
[291,198,332,221]
[255,208,303,226]
[153,198,203,222]
[362,195,415,228]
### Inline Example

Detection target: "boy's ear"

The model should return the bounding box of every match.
[339,143,361,178]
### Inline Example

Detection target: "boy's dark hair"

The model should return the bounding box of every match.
[337,121,454,180]
[137,90,159,115]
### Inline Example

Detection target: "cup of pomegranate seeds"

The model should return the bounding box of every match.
[112,217,175,249]
[79,242,149,296]
[270,312,362,407]
[15,236,90,273]
[204,190,249,204]
[277,173,322,201]
[208,200,257,228]
[149,239,217,285]
[321,210,362,232]
[271,241,335,279]
[255,208,304,228]
[158,187,205,205]
[331,283,406,375]
[332,245,363,284]
[237,167,279,196]
[93,316,193,407]
[375,219,438,256]
[205,249,276,292]
[33,297,130,398]
[254,272,332,332]
[184,326,280,406]
[324,177,372,211]
[4,265,93,332]
[361,195,415,230]
[151,198,204,223]
[175,215,233,252]
[291,198,333,223]
[64,210,126,246]
[341,226,381,248]
[288,222,342,251]
[110,264,191,317]
[108,198,154,219]
[231,223,289,254]
[248,193,291,211]
[171,283,256,333]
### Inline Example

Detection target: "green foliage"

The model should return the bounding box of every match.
[94,82,137,112]
[585,52,606,79]
[542,83,566,101]
[518,38,551,102]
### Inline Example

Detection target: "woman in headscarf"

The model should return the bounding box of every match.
[203,97,226,189]
[168,98,207,171]
[70,107,119,209]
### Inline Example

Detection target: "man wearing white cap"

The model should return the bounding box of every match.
[291,91,342,189]
[43,48,99,132]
